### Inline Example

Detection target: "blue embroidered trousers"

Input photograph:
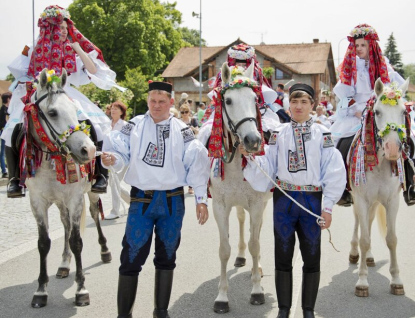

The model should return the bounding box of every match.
[119,186,185,276]
[273,188,322,273]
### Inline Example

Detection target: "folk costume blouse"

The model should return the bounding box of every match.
[330,57,404,142]
[243,118,346,210]
[103,113,210,205]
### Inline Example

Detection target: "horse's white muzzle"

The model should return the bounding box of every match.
[383,139,401,161]
[243,131,262,153]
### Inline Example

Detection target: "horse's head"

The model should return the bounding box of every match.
[221,62,261,153]
[32,69,96,164]
[374,77,409,161]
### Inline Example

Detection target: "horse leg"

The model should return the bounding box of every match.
[87,191,112,263]
[349,207,360,264]
[213,203,232,313]
[248,205,265,306]
[56,203,71,278]
[383,202,404,295]
[31,201,52,308]
[354,199,370,297]
[234,206,247,267]
[69,198,90,306]
[366,204,377,267]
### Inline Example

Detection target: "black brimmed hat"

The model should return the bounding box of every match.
[289,83,314,98]
[148,81,172,93]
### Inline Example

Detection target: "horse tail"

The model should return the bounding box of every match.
[80,198,87,237]
[376,204,387,240]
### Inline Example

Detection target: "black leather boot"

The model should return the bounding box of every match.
[153,269,173,318]
[117,275,138,318]
[276,270,292,318]
[336,190,353,207]
[91,140,108,193]
[5,146,24,198]
[403,159,415,206]
[302,272,320,318]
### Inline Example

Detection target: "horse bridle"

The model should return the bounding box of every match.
[33,88,71,155]
[220,95,260,164]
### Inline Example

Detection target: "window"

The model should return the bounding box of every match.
[275,67,291,80]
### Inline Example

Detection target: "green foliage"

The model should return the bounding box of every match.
[178,27,206,47]
[68,0,184,79]
[384,33,404,77]
[403,64,415,85]
[262,67,274,79]
[5,73,15,82]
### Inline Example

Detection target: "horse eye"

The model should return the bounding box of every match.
[48,109,58,117]
[225,98,232,105]
[375,110,381,116]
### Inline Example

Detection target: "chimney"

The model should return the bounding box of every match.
[313,38,319,43]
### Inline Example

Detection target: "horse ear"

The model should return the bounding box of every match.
[39,69,48,89]
[399,78,410,95]
[244,62,255,80]
[60,69,67,88]
[374,78,384,96]
[221,62,231,84]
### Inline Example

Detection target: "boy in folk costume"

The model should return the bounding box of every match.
[102,81,210,318]
[240,84,346,318]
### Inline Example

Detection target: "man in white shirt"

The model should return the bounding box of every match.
[102,81,210,318]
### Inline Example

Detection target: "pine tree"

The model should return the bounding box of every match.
[384,33,404,77]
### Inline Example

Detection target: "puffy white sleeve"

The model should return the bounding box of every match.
[385,57,405,86]
[67,50,125,91]
[102,122,134,172]
[320,136,346,210]
[243,144,278,192]
[183,137,210,205]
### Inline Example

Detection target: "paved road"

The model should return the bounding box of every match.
[0,184,415,318]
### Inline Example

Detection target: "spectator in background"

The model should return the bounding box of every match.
[0,92,12,178]
[178,93,189,108]
[273,83,290,123]
[170,107,179,118]
[105,104,112,119]
[313,105,331,128]
[197,103,206,127]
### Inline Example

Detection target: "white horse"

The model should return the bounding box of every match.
[349,77,410,297]
[25,69,111,308]
[208,62,273,313]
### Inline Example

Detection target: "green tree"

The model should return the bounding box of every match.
[384,33,404,77]
[5,73,15,82]
[68,0,185,79]
[178,27,206,47]
[403,64,415,85]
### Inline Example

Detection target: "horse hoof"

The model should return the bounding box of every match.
[355,286,369,297]
[366,258,375,267]
[234,257,246,267]
[31,295,48,308]
[213,301,229,313]
[75,293,90,306]
[390,284,405,295]
[250,293,265,305]
[56,267,70,278]
[101,251,112,263]
[349,254,359,264]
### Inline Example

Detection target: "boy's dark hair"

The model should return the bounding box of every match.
[2,92,12,104]
[277,84,284,90]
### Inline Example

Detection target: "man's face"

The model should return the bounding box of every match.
[147,91,174,123]
[289,96,313,123]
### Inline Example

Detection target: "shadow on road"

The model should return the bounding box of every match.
[169,268,276,318]
[316,260,415,318]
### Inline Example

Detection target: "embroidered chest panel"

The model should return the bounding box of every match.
[288,122,311,173]
[142,124,170,167]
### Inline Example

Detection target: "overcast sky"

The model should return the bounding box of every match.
[1,0,414,80]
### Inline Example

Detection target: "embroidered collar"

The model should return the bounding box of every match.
[291,117,313,128]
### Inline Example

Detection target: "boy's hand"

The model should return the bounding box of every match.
[196,203,208,225]
[320,211,332,229]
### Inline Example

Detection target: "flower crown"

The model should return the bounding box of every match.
[228,44,255,61]
[33,70,61,89]
[378,123,406,141]
[221,76,258,94]
[379,83,403,106]
[58,121,91,144]
[40,6,71,20]
[350,24,377,38]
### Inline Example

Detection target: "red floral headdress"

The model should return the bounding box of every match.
[28,5,105,77]
[338,24,389,89]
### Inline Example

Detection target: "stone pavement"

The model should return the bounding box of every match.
[0,181,120,255]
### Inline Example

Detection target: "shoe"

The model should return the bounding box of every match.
[188,187,194,195]
[2,172,8,178]
[91,174,108,193]
[105,212,120,220]
[403,185,415,206]
[7,178,24,198]
[337,190,353,207]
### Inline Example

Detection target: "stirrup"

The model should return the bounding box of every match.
[404,185,415,206]
[7,177,25,198]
